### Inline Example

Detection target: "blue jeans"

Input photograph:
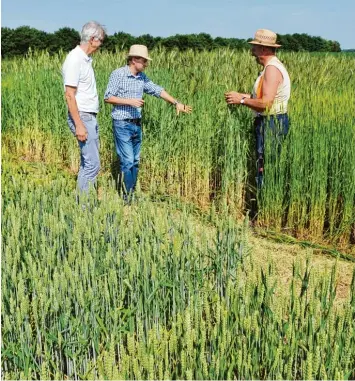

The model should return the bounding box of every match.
[254,114,289,188]
[67,112,100,194]
[113,119,142,196]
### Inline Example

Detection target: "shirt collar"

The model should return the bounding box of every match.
[124,65,142,78]
[76,46,92,63]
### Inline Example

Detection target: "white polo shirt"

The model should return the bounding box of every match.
[62,46,99,113]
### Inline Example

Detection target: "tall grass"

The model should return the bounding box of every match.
[2,165,355,380]
[2,49,354,246]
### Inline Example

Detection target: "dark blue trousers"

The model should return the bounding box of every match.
[254,114,289,188]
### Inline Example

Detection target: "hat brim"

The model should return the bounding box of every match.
[128,54,152,61]
[248,40,281,48]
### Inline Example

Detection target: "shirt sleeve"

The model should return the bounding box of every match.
[104,70,120,99]
[143,74,163,97]
[63,56,81,87]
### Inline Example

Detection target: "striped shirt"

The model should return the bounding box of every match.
[104,65,164,120]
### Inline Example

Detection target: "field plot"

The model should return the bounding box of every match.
[2,50,355,246]
[2,50,355,380]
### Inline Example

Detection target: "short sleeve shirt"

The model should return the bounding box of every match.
[62,46,99,113]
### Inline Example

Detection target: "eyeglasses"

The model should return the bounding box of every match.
[94,36,104,43]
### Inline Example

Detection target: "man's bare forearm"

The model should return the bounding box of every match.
[105,96,130,106]
[243,97,272,112]
[160,90,177,105]
[65,92,81,126]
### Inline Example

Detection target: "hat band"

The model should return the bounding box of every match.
[255,36,277,44]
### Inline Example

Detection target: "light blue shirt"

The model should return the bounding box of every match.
[104,65,164,120]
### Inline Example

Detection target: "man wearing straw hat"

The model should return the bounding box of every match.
[224,29,291,188]
[104,44,192,202]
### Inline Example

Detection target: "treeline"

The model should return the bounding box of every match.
[1,26,341,58]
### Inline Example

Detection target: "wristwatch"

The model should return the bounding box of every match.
[240,97,246,105]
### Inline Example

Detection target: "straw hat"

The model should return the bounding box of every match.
[127,44,152,60]
[248,29,281,48]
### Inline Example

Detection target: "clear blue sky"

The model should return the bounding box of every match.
[2,0,354,49]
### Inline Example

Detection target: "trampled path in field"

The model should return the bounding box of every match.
[248,235,354,302]
[124,194,355,304]
[5,155,355,304]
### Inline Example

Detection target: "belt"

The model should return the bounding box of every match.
[255,113,287,119]
[80,111,97,117]
[123,118,141,126]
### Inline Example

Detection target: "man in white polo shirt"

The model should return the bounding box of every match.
[62,21,106,195]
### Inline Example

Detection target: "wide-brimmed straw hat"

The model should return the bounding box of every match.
[127,44,152,60]
[248,29,281,48]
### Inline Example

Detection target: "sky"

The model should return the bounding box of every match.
[2,0,354,49]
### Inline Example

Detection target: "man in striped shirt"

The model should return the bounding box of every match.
[104,44,192,201]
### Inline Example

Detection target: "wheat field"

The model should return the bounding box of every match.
[2,49,355,379]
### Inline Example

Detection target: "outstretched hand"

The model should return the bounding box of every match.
[176,103,192,115]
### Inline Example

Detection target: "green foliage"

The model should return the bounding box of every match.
[1,166,355,380]
[1,26,50,57]
[1,48,355,380]
[1,26,343,58]
[2,49,354,247]
[1,26,80,58]
[48,27,80,53]
[277,33,342,52]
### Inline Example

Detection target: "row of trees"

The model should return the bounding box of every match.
[1,26,342,58]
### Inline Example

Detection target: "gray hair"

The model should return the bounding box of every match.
[80,21,106,43]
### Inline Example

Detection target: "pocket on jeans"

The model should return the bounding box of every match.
[114,120,129,129]
[80,112,93,122]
